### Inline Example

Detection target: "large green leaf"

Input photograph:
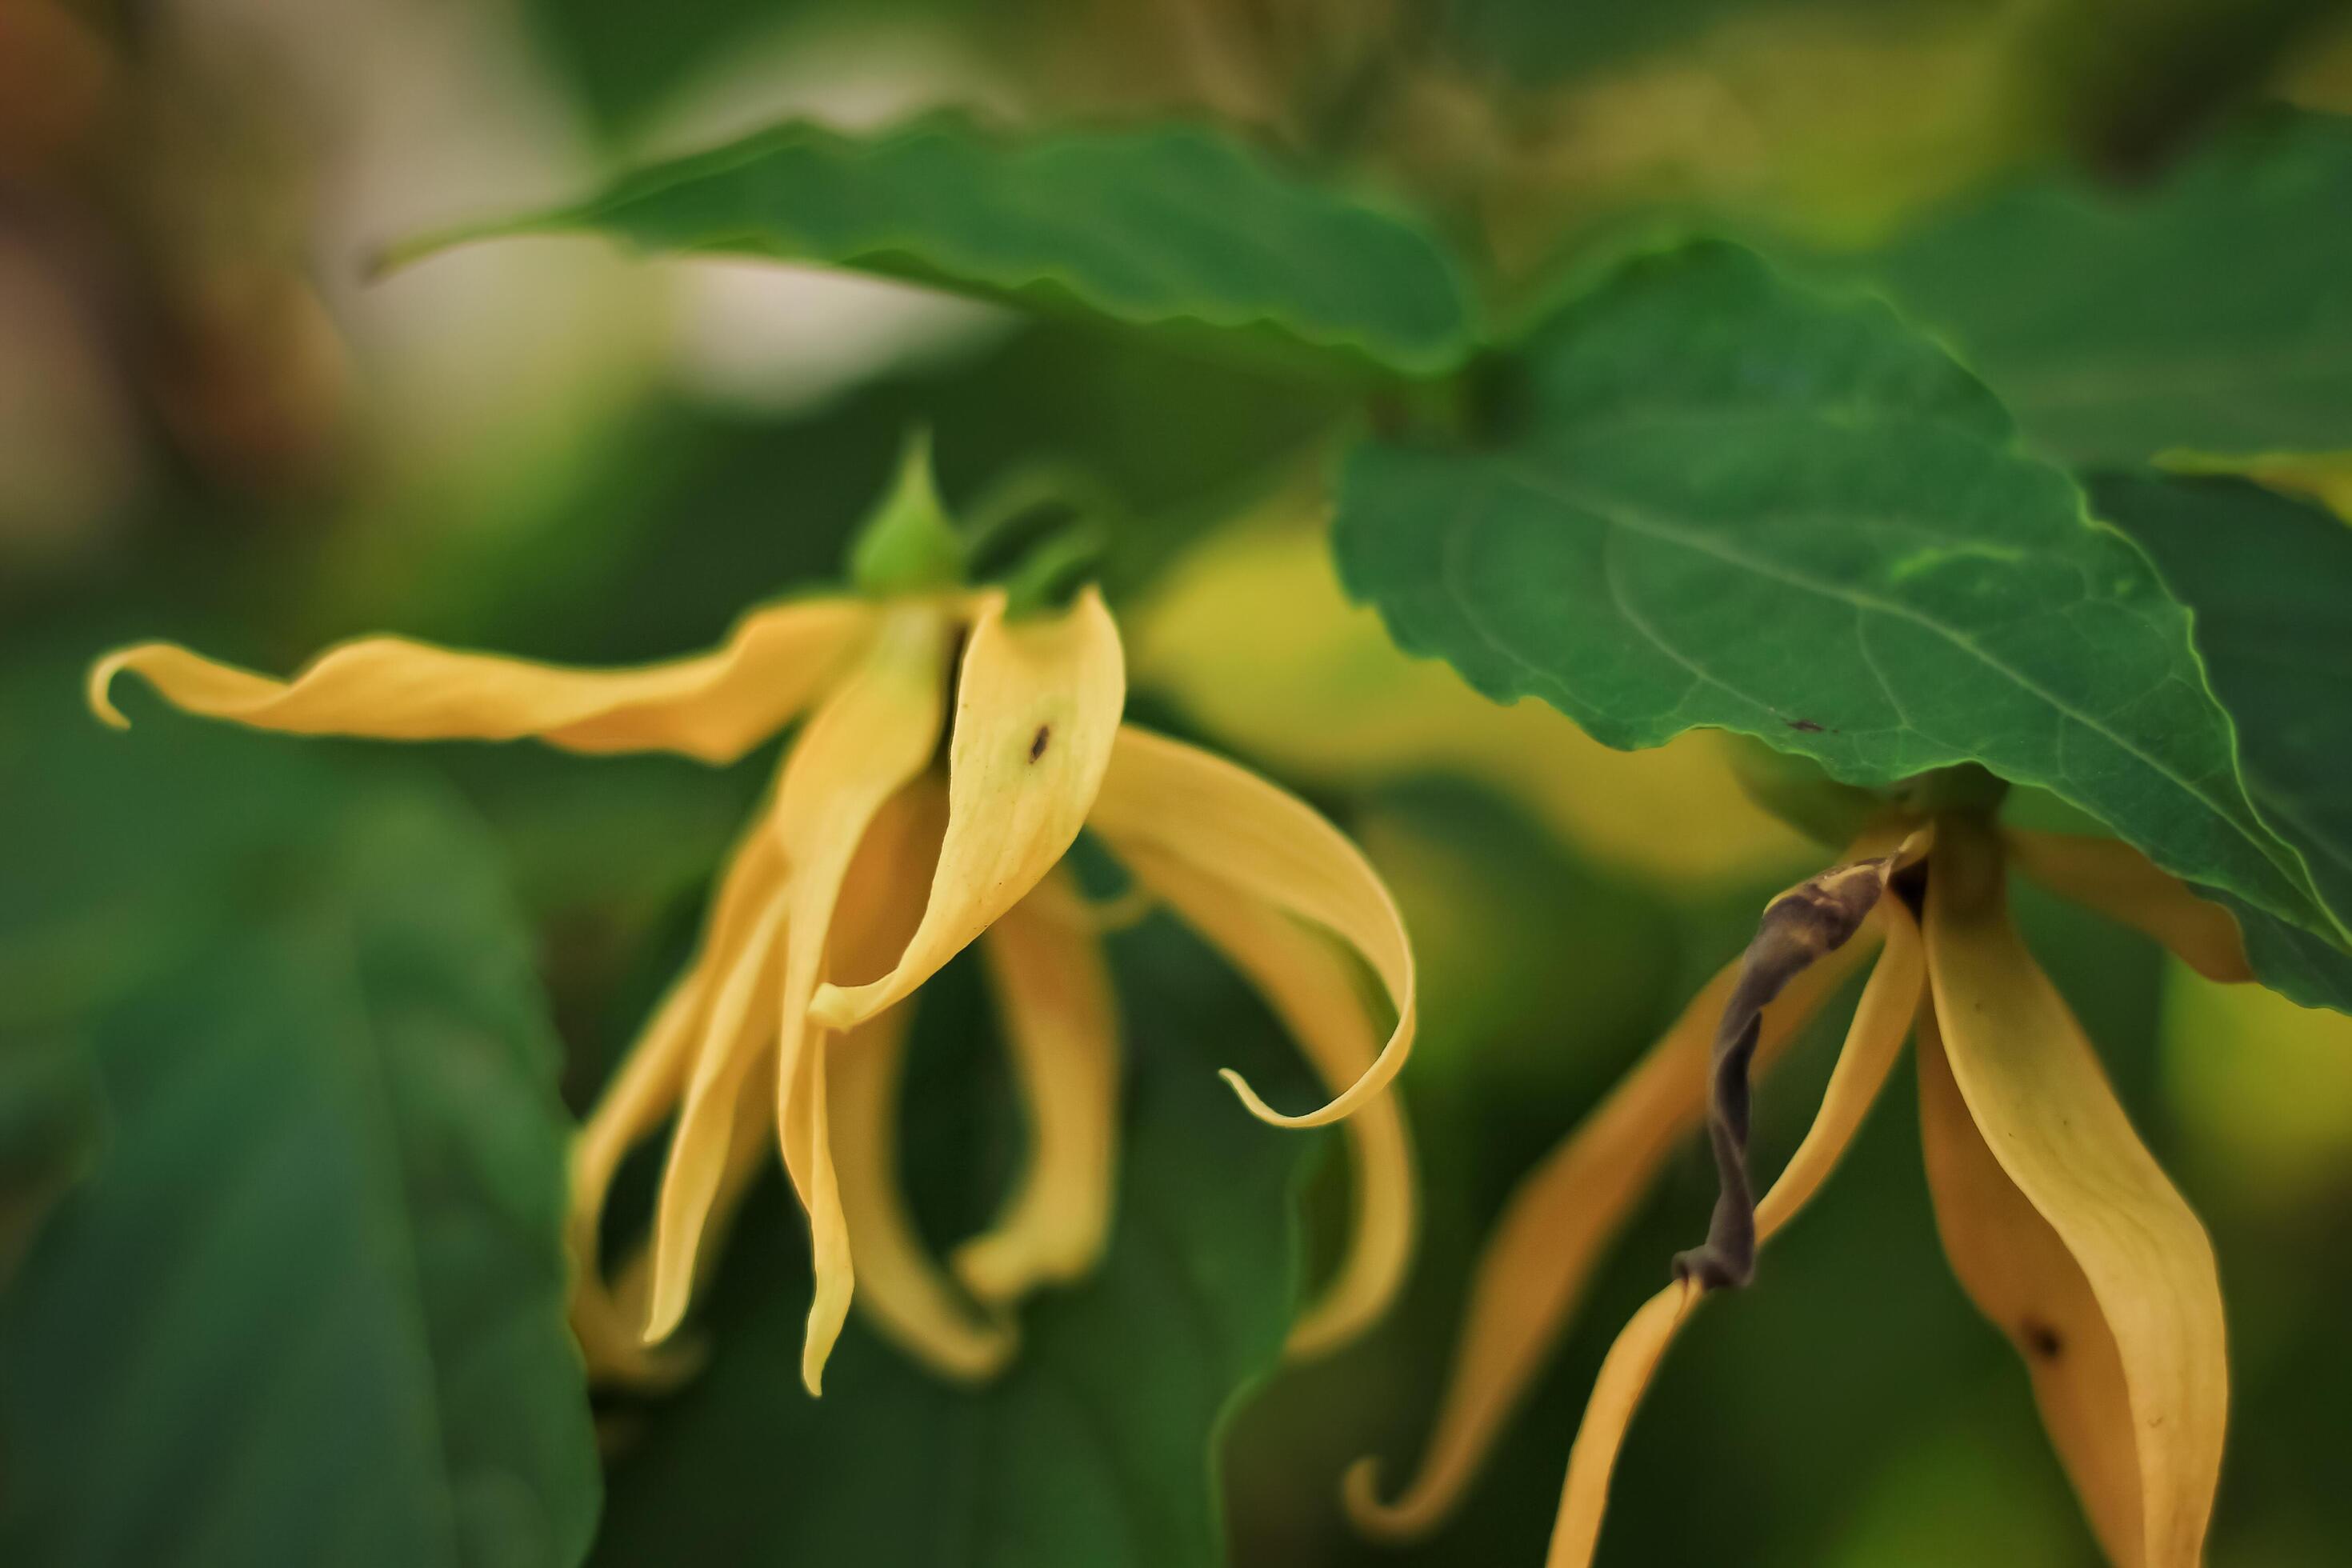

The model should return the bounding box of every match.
[590,919,1321,1568]
[1871,110,2352,464]
[384,114,1476,380]
[1,784,601,1568]
[1335,240,2336,946]
[2091,472,2352,1010]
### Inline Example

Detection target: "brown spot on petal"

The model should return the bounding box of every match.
[1029,724,1050,763]
[2022,1318,2064,1361]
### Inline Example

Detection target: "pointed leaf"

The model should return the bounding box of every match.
[1336,240,2336,946]
[385,114,1478,380]
[2090,471,2352,1010]
[1872,110,2352,464]
[1,787,600,1568]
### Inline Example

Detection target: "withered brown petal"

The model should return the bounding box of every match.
[1673,826,1922,1290]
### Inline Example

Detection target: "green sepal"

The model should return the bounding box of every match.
[846,430,965,596]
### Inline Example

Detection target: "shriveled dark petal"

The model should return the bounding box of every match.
[1673,851,1900,1290]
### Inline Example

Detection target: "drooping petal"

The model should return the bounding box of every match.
[1123,841,1414,1360]
[569,805,792,1374]
[89,597,875,763]
[810,588,1124,1033]
[827,1004,1019,1382]
[1918,1013,2143,1562]
[2003,827,2252,983]
[1924,819,2227,1568]
[785,774,956,1394]
[954,869,1121,1306]
[579,1050,784,1390]
[1343,926,1878,1542]
[1541,901,1925,1568]
[768,608,957,1200]
[637,887,787,1342]
[1087,725,1413,1130]
[570,974,706,1386]
[642,606,952,1354]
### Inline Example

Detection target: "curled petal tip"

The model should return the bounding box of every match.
[1341,1458,1421,1542]
[948,1241,1017,1306]
[1216,1067,1292,1128]
[86,650,135,728]
[806,984,861,1033]
[1218,1066,1353,1130]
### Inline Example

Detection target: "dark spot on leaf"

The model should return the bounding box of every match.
[2022,1318,2063,1360]
[1029,725,1050,763]
[1788,718,1825,733]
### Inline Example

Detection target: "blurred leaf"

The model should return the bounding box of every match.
[1813,1394,2091,1567]
[1336,241,2337,951]
[1441,0,1802,88]
[0,641,346,1034]
[2091,472,2352,1010]
[524,0,839,140]
[0,786,600,1568]
[1873,109,2352,463]
[385,115,1478,380]
[590,918,1320,1568]
[0,1038,103,1287]
[2162,958,2352,1210]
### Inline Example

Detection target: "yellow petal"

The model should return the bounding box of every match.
[809,587,1125,1032]
[1343,926,1877,1542]
[769,607,956,1203]
[787,775,957,1394]
[954,869,1122,1306]
[2004,828,2252,983]
[1088,725,1414,1130]
[1543,1278,1700,1567]
[578,1050,783,1390]
[569,974,705,1386]
[638,887,786,1342]
[1542,901,1925,1568]
[1122,841,1416,1360]
[569,810,790,1350]
[642,607,952,1353]
[827,1004,1019,1382]
[1923,819,2227,1568]
[1131,487,1814,887]
[89,598,874,763]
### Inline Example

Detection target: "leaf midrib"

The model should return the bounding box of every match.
[322,908,468,1568]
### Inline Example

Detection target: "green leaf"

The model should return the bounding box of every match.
[382,114,1478,380]
[590,922,1320,1568]
[0,1038,102,1288]
[1335,240,2336,945]
[1871,110,2352,464]
[1,786,602,1568]
[2090,472,2352,1010]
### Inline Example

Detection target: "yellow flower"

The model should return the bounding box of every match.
[86,484,1418,1399]
[1345,808,2248,1568]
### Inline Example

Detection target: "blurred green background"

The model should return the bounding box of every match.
[6,2,2352,1564]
